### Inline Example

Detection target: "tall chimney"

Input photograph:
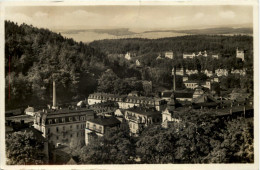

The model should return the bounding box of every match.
[173,66,176,91]
[53,81,56,109]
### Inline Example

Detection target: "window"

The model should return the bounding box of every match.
[77,132,79,137]
[57,136,59,140]
[77,124,79,129]
[70,134,73,137]
[81,116,85,121]
[55,119,58,123]
[62,118,65,123]
[56,127,59,132]
[63,126,65,131]
[75,116,79,121]
[69,117,73,122]
[86,123,89,129]
[70,125,72,129]
[48,128,50,134]
[93,124,96,130]
[99,126,102,132]
[48,119,52,124]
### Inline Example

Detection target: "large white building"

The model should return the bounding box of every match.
[88,93,167,111]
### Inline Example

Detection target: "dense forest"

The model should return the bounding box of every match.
[5,21,254,110]
[5,21,109,109]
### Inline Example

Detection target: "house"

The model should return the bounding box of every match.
[175,67,185,76]
[165,51,174,59]
[212,54,219,59]
[192,94,219,109]
[125,52,131,60]
[136,60,141,66]
[215,69,228,77]
[192,86,205,99]
[156,54,163,60]
[183,53,196,59]
[196,50,207,57]
[203,70,213,77]
[182,74,189,82]
[186,69,198,75]
[183,80,199,89]
[125,107,161,136]
[25,106,35,116]
[85,117,121,145]
[201,80,211,90]
[211,75,220,83]
[236,48,245,61]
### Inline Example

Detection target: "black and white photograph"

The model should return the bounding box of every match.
[1,1,258,169]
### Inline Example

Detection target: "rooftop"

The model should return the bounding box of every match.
[126,107,161,116]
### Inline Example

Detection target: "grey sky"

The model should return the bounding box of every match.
[5,5,253,30]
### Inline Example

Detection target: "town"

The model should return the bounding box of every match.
[6,45,254,164]
[4,5,254,165]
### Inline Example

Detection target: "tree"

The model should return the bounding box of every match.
[79,126,135,164]
[6,131,45,165]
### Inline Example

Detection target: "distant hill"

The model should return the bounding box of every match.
[57,26,253,42]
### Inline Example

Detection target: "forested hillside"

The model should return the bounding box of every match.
[5,21,254,110]
[5,21,109,109]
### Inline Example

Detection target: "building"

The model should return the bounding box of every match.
[136,60,141,66]
[34,107,95,147]
[161,90,193,102]
[186,69,198,75]
[125,52,131,60]
[182,74,189,82]
[165,51,174,59]
[88,93,166,111]
[183,53,196,59]
[183,80,199,89]
[85,117,121,145]
[202,70,213,77]
[175,67,185,76]
[212,54,219,59]
[161,94,182,128]
[196,50,207,57]
[215,69,228,77]
[25,106,35,116]
[125,107,161,136]
[192,86,205,99]
[156,54,163,60]
[88,101,118,117]
[211,75,220,83]
[236,48,245,61]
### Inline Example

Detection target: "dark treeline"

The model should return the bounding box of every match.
[5,21,109,109]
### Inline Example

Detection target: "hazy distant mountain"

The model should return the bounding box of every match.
[144,27,253,35]
[57,26,253,42]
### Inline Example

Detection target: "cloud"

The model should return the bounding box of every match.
[34,11,48,18]
[219,10,236,19]
[194,12,205,19]
[5,13,32,24]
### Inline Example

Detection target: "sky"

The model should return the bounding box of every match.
[5,5,253,31]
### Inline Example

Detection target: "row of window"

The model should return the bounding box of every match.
[47,124,86,134]
[86,123,103,132]
[47,116,86,124]
[55,131,85,140]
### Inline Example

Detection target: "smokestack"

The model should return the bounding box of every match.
[173,66,176,91]
[53,81,57,109]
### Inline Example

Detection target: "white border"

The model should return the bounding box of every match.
[0,1,258,170]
